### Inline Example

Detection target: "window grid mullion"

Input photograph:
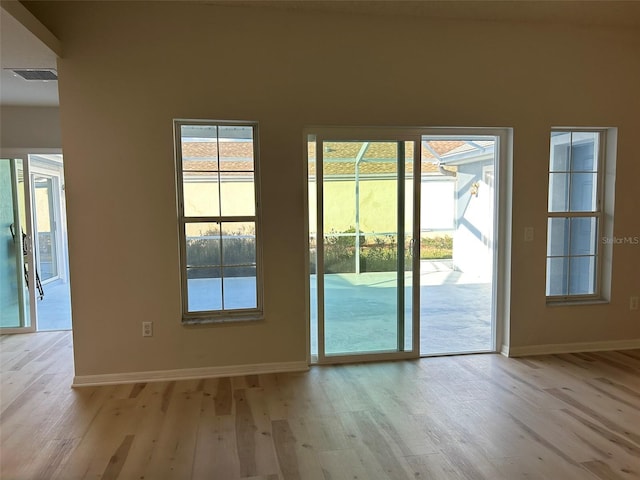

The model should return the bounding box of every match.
[183,215,257,223]
[547,211,600,218]
[215,131,226,311]
[219,220,225,311]
[565,214,572,295]
[566,135,573,212]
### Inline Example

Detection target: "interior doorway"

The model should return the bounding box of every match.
[0,153,72,333]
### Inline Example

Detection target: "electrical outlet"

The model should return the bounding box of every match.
[524,227,534,242]
[631,296,639,311]
[142,321,153,337]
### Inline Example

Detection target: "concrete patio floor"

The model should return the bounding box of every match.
[36,279,72,331]
[0,279,72,331]
[311,260,493,357]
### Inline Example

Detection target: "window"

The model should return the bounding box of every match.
[546,129,609,301]
[174,120,262,322]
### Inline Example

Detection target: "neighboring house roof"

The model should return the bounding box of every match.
[308,159,448,176]
[181,139,483,176]
[308,140,465,161]
[308,140,463,176]
[182,141,253,174]
[183,140,251,159]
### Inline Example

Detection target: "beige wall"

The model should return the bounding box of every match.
[0,106,61,149]
[27,2,640,376]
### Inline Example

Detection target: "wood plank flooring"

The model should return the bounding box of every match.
[1,331,639,479]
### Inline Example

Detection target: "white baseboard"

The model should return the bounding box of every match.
[505,338,640,357]
[72,361,309,388]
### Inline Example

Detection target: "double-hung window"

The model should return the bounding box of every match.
[546,129,608,301]
[174,120,262,322]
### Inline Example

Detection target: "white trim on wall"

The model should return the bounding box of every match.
[502,338,640,357]
[72,360,310,387]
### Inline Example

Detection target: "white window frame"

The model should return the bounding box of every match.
[174,119,263,323]
[545,127,615,304]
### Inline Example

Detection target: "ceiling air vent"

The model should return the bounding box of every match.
[10,69,58,81]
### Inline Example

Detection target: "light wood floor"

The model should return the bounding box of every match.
[1,331,639,479]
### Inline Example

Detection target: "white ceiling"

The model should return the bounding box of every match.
[215,0,640,29]
[0,6,59,107]
[2,0,639,108]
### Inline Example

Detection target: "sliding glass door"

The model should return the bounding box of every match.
[419,134,499,355]
[309,131,420,363]
[0,158,35,333]
[308,127,508,362]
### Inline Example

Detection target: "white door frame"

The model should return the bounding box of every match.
[30,162,65,285]
[304,127,512,363]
